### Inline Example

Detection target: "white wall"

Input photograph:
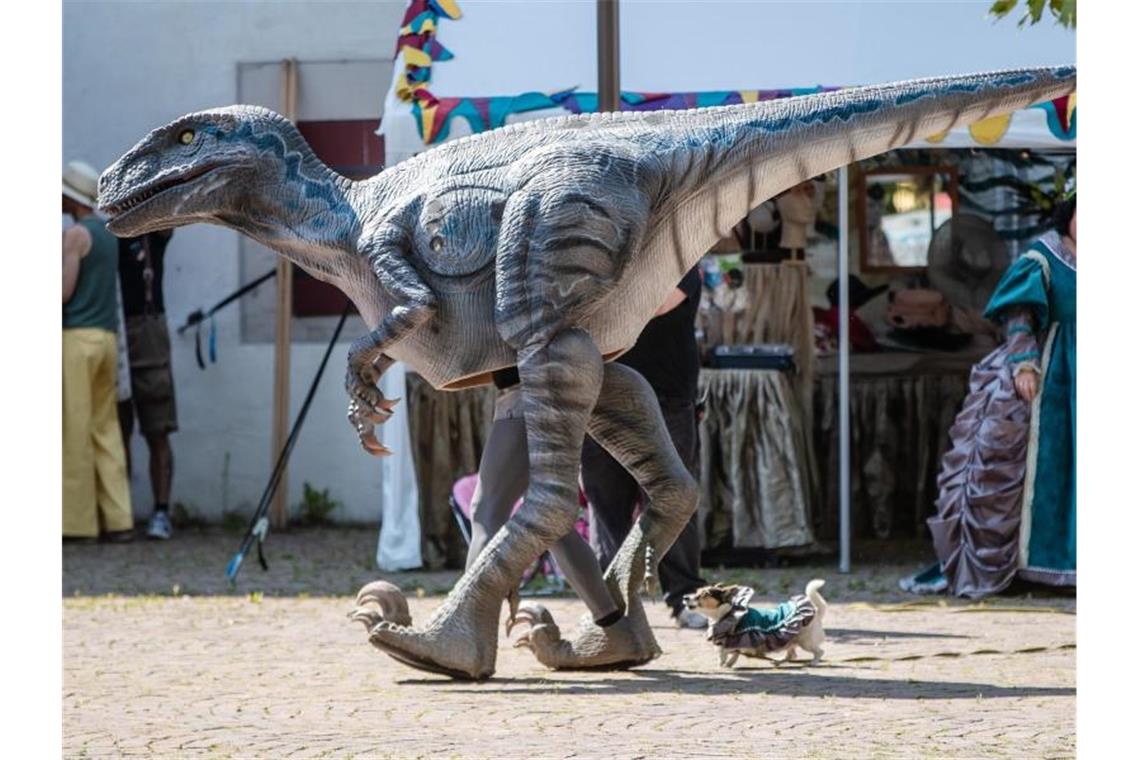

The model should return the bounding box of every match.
[64,0,406,523]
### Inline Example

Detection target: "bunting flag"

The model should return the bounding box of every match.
[410,86,839,145]
[552,86,837,115]
[394,0,463,104]
[926,93,1076,145]
[390,1,1075,149]
[1034,93,1077,141]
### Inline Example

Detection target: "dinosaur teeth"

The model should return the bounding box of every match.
[111,186,161,215]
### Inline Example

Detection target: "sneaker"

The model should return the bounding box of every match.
[898,562,947,595]
[671,607,708,630]
[102,529,135,544]
[147,511,173,540]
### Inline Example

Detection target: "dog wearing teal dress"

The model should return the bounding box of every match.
[683,580,827,668]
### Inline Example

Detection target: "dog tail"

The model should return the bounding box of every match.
[805,579,827,616]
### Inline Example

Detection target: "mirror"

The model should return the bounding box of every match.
[858,166,959,273]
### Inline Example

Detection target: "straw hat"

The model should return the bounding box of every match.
[62,160,100,207]
[926,214,1010,312]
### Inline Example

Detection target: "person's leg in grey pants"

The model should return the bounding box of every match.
[583,398,705,616]
[467,388,620,624]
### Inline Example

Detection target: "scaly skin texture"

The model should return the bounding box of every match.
[99,66,1075,679]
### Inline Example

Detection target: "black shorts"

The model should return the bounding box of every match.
[122,314,178,436]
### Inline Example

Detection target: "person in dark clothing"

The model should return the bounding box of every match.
[117,229,178,540]
[581,266,708,628]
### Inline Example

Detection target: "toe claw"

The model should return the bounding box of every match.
[353,419,393,457]
[361,434,393,457]
[349,606,383,630]
[504,587,522,636]
[352,580,412,627]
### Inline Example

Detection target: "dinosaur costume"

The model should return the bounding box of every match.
[98,66,1075,680]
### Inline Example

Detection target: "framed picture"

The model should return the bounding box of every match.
[857,165,959,273]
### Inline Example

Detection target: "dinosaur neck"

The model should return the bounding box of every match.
[241,176,363,282]
[220,127,371,282]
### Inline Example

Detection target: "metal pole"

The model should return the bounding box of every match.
[597,0,620,112]
[837,165,851,574]
[271,58,299,529]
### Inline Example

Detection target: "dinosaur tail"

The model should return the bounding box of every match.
[650,65,1076,239]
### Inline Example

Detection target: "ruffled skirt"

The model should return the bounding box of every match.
[927,342,1030,598]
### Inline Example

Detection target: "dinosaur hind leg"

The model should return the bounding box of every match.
[511,363,696,670]
[357,328,603,679]
[589,363,699,606]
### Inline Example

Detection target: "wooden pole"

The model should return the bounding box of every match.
[597,0,620,113]
[270,58,298,529]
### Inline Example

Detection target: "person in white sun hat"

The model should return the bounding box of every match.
[62,160,134,543]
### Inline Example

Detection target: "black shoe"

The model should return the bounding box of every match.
[102,529,135,544]
[63,536,98,545]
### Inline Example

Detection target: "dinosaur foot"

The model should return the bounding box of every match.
[509,598,661,671]
[349,580,499,680]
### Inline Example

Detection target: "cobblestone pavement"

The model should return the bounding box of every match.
[64,529,1075,759]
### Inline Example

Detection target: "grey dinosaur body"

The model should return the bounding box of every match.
[99,66,1075,679]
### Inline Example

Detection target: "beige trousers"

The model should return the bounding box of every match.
[63,328,133,537]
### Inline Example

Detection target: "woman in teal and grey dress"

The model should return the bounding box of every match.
[903,193,1076,597]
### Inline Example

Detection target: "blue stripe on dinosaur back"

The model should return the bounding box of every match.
[713,68,1063,139]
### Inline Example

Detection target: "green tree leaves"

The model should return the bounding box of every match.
[989,0,1076,29]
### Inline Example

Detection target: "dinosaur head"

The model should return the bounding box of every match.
[98,105,317,237]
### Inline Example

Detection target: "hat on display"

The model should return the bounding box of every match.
[63,160,101,207]
[926,213,1010,313]
[826,275,889,310]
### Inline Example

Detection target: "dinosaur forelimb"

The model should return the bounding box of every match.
[345,240,437,456]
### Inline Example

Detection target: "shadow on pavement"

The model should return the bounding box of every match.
[399,668,1074,700]
[826,627,972,641]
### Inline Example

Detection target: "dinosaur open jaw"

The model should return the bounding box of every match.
[102,164,222,223]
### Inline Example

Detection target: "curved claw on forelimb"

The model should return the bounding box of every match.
[348,401,393,457]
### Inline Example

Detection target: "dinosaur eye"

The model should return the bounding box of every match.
[429,236,444,252]
[178,129,196,145]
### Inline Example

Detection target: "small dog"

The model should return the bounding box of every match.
[683,580,827,668]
